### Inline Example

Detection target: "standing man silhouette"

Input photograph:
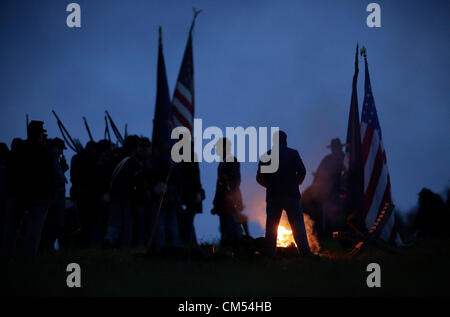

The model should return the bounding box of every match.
[257,131,318,258]
[212,138,245,251]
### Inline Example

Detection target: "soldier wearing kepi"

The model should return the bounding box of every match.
[2,120,56,256]
[212,138,245,251]
[257,131,318,259]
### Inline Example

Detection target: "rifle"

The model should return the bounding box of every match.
[105,110,124,145]
[26,114,29,135]
[104,116,111,142]
[83,116,94,142]
[52,110,83,153]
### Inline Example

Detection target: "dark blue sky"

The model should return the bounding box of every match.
[1,0,449,241]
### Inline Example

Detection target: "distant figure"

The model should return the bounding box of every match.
[212,138,245,251]
[178,149,205,247]
[302,138,346,235]
[413,188,449,238]
[2,120,56,256]
[257,131,316,258]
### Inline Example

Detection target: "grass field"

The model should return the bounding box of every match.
[1,238,449,297]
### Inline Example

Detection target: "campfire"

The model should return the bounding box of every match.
[276,214,320,254]
[248,195,321,255]
[277,225,296,248]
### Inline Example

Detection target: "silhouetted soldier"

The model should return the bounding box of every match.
[413,188,448,238]
[178,149,205,247]
[310,138,346,234]
[10,138,24,153]
[257,131,317,258]
[41,138,68,250]
[133,137,153,247]
[148,143,182,252]
[70,140,99,247]
[446,189,450,223]
[0,143,9,244]
[212,138,245,250]
[92,139,114,247]
[2,121,55,256]
[104,135,144,248]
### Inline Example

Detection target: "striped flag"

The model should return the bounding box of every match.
[343,44,366,236]
[360,54,397,241]
[172,13,200,134]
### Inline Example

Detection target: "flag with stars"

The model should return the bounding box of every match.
[360,56,397,241]
[343,44,366,235]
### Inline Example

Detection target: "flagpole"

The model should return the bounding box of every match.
[146,26,175,254]
[354,43,359,79]
[189,8,202,34]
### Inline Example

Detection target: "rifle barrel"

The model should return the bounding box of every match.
[83,116,94,142]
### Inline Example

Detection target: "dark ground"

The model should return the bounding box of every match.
[1,238,449,297]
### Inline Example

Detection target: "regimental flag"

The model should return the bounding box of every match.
[152,27,174,152]
[343,44,366,236]
[171,11,201,134]
[361,52,398,242]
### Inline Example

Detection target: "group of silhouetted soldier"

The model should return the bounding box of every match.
[0,120,206,257]
[0,120,448,258]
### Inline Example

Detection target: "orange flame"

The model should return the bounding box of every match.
[276,214,320,254]
[277,225,296,248]
[246,193,320,254]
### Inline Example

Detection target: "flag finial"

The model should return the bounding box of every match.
[189,8,203,33]
[193,7,202,19]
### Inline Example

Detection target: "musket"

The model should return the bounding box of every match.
[105,110,124,145]
[83,116,94,142]
[52,110,80,153]
[104,116,111,142]
[124,124,128,139]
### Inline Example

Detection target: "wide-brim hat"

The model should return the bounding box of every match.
[326,138,345,148]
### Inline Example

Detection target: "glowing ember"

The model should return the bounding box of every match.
[277,225,297,248]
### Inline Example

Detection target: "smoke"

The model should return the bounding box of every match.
[303,213,320,254]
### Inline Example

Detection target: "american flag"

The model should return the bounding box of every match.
[360,57,396,241]
[172,25,195,133]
